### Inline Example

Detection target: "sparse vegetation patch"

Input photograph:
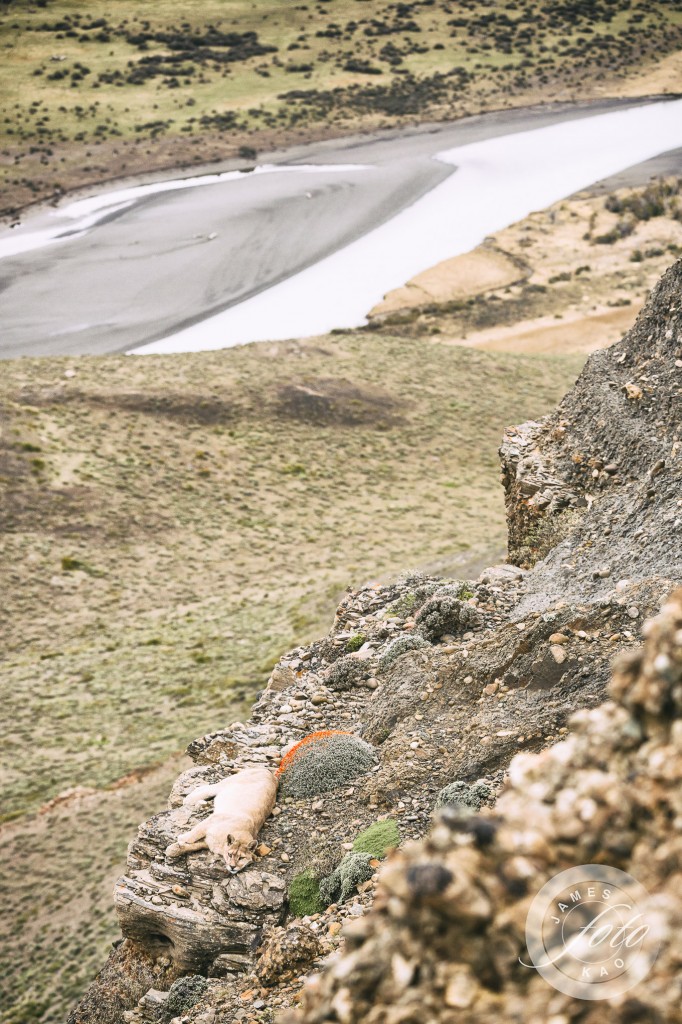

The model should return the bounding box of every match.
[1,0,681,215]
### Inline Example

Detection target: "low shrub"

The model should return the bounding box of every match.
[164,976,209,1019]
[277,731,377,798]
[415,585,480,641]
[319,852,373,905]
[434,780,493,813]
[387,590,418,617]
[389,576,474,624]
[61,556,83,571]
[378,634,429,672]
[276,730,352,775]
[326,655,368,690]
[605,177,681,222]
[593,217,635,244]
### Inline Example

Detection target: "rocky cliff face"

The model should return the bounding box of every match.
[501,257,682,601]
[70,260,682,1024]
[289,588,682,1024]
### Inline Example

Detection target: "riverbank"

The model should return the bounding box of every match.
[367,163,682,357]
[3,93,675,230]
[2,97,682,361]
[135,97,682,353]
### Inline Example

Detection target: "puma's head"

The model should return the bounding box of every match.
[223,834,258,874]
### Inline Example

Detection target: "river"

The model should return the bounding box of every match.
[1,97,681,359]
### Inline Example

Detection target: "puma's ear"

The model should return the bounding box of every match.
[226,833,234,845]
[249,839,258,852]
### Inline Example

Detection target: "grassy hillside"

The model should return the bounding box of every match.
[0,330,583,1023]
[1,0,682,216]
[0,760,184,1024]
[0,332,583,821]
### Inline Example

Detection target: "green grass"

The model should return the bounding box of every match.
[288,869,325,918]
[1,0,681,214]
[352,819,400,859]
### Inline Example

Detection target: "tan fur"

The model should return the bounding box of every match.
[166,767,278,873]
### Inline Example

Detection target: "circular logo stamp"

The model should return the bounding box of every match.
[521,864,659,1000]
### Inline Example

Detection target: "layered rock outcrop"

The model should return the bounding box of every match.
[501,257,682,601]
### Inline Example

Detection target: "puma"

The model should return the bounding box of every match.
[166,767,278,874]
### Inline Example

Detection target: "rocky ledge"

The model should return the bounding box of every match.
[70,260,682,1024]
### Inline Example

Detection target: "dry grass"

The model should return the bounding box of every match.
[0,758,184,1024]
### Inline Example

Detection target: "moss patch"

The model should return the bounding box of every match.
[288,869,324,918]
[352,819,400,859]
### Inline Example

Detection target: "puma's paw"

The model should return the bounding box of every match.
[166,842,182,858]
[183,793,208,807]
